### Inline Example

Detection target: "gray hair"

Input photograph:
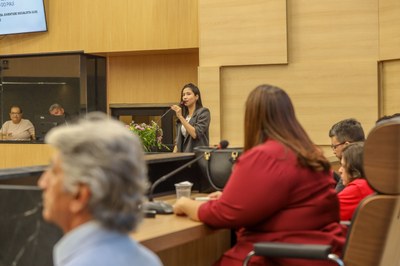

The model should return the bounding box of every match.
[49,103,63,112]
[45,112,148,232]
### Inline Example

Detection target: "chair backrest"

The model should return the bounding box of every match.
[342,121,400,266]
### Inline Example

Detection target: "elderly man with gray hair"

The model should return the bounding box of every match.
[38,112,162,266]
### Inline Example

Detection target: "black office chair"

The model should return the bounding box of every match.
[243,121,400,266]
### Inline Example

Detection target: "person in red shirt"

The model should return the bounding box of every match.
[338,142,374,221]
[173,84,347,266]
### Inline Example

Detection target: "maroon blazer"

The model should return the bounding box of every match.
[199,140,347,266]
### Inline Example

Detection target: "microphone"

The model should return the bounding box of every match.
[142,140,228,215]
[217,140,229,149]
[155,102,184,124]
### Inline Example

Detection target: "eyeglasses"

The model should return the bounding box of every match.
[331,142,346,150]
[10,112,21,115]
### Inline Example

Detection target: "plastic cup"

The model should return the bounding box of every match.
[175,181,193,199]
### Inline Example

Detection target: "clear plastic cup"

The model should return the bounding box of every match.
[175,181,193,199]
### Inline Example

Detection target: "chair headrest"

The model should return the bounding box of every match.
[364,121,400,194]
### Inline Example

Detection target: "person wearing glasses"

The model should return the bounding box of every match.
[329,118,365,159]
[328,118,365,192]
[0,105,35,140]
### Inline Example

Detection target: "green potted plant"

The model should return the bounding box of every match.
[128,120,169,152]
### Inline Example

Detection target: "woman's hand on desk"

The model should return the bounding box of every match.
[173,197,188,216]
[207,191,222,200]
[173,197,205,221]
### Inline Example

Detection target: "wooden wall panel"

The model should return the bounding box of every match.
[199,0,379,148]
[108,51,199,104]
[199,0,287,66]
[3,55,80,77]
[0,0,198,55]
[382,60,400,115]
[379,1,400,119]
[289,0,378,62]
[220,61,377,147]
[198,66,221,145]
[379,0,400,60]
[0,144,52,168]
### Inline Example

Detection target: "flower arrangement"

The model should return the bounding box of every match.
[128,120,169,152]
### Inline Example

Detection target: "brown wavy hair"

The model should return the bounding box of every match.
[341,142,365,182]
[244,84,330,172]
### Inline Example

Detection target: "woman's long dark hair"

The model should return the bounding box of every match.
[244,84,330,172]
[179,83,203,118]
[342,142,365,182]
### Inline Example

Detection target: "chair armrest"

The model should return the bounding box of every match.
[253,242,332,260]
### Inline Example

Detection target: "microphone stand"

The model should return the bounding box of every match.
[155,108,172,125]
[148,154,205,201]
[142,154,205,216]
[155,102,183,125]
[143,142,225,216]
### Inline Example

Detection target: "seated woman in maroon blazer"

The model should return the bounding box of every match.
[173,84,347,266]
[338,142,374,221]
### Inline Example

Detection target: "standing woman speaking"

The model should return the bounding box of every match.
[171,83,210,152]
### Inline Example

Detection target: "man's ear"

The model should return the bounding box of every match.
[70,184,91,213]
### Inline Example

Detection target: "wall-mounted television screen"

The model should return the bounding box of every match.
[0,0,47,36]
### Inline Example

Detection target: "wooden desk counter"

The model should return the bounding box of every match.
[133,211,221,252]
[144,152,194,165]
[0,148,196,188]
[0,141,194,169]
[0,142,53,168]
[131,195,231,266]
